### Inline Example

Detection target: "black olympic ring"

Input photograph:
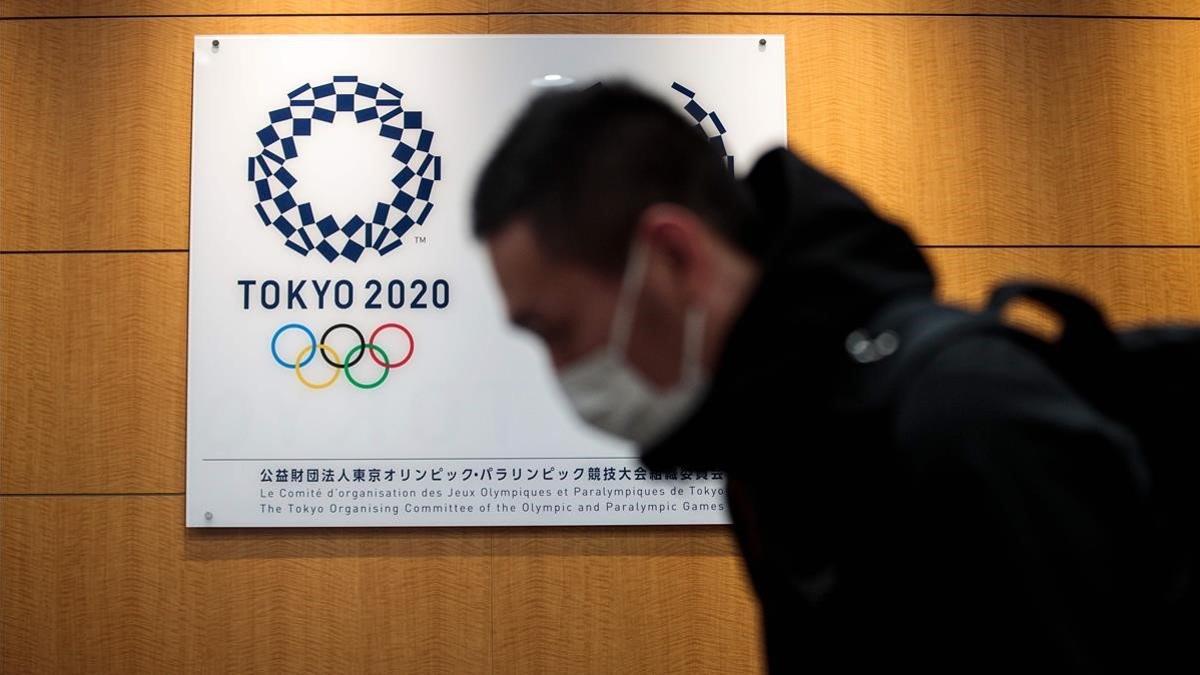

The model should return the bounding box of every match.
[320,323,366,369]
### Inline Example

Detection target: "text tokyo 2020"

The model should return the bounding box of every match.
[237,278,450,310]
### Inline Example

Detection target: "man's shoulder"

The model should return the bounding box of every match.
[899,329,1066,415]
[887,328,1127,470]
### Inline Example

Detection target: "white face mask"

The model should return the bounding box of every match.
[555,240,710,447]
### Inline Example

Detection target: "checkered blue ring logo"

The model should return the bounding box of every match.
[247,76,441,263]
[587,80,735,170]
[669,81,734,173]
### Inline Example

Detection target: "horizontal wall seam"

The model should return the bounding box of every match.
[3,12,1200,21]
[0,492,185,497]
[9,246,1200,255]
[0,249,189,255]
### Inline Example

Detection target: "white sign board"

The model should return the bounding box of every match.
[187,35,787,527]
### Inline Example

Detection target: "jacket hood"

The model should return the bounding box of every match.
[640,146,936,471]
[735,146,936,341]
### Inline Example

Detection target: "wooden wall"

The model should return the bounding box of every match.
[3,2,1199,673]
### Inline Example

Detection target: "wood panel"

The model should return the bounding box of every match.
[0,0,486,17]
[490,526,760,674]
[490,1,1200,16]
[0,253,187,494]
[928,247,1200,325]
[490,14,1200,246]
[4,11,1198,675]
[0,495,496,674]
[8,15,1199,250]
[7,1,1198,18]
[4,247,1198,494]
[0,15,489,252]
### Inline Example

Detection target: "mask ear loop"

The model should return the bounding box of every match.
[608,239,650,358]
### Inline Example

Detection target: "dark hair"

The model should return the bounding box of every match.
[471,81,750,274]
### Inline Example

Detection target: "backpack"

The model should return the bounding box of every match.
[856,282,1197,657]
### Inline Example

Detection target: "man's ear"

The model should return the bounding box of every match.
[636,202,712,303]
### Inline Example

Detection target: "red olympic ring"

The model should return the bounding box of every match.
[368,323,415,369]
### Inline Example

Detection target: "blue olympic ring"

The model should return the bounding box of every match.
[270,323,317,368]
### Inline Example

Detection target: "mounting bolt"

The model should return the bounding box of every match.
[204,511,213,521]
[759,38,767,47]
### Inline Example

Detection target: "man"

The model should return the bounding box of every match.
[472,83,1157,672]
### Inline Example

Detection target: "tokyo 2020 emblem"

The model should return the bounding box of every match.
[247,76,441,263]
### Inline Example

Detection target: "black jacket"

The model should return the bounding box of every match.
[641,147,1157,673]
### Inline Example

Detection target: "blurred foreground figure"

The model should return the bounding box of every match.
[472,83,1189,673]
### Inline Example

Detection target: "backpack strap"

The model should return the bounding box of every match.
[985,282,1123,408]
[986,282,1119,354]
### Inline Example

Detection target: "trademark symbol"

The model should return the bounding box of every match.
[414,235,427,244]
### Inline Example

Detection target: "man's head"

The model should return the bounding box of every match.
[472,82,762,445]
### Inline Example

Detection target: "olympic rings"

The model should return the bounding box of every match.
[271,323,316,368]
[294,343,342,389]
[368,323,415,368]
[271,322,414,389]
[320,323,366,369]
[343,344,390,389]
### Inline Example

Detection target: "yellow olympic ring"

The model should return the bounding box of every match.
[294,343,342,390]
